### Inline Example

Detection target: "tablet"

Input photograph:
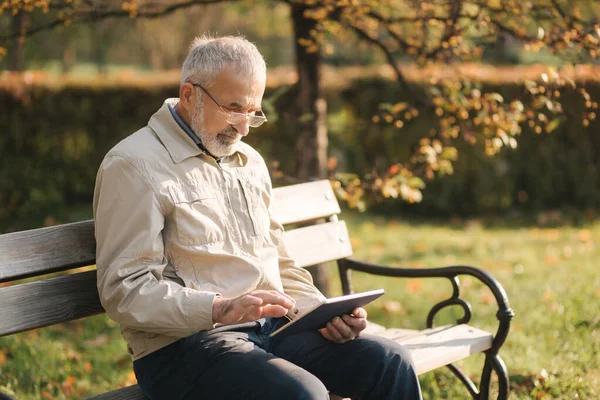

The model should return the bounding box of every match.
[270,289,385,338]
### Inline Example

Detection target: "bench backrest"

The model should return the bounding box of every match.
[0,180,352,337]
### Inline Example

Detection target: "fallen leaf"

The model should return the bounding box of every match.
[350,238,362,250]
[83,361,93,373]
[381,300,403,314]
[406,279,421,294]
[543,255,558,265]
[542,288,553,302]
[87,334,109,346]
[413,243,428,253]
[578,229,592,242]
[62,376,76,394]
[481,293,494,305]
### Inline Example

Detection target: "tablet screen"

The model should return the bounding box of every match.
[270,289,385,338]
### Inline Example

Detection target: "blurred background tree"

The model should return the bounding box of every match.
[0,0,599,293]
[1,0,597,198]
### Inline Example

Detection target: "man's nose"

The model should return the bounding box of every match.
[233,119,250,137]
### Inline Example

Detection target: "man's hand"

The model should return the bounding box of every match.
[212,290,295,326]
[319,307,368,344]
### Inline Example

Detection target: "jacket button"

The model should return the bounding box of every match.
[127,346,134,355]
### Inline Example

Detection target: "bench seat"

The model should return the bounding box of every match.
[87,323,493,399]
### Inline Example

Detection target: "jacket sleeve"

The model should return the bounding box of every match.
[93,154,216,337]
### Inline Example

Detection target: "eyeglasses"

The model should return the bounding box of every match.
[190,83,267,128]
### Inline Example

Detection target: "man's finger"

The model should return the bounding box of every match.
[260,304,289,318]
[351,307,367,319]
[319,327,334,342]
[250,291,295,309]
[237,295,264,308]
[342,314,368,331]
[244,306,263,322]
[325,322,344,342]
[278,291,296,303]
[332,317,354,339]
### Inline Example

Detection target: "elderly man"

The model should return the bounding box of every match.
[93,35,422,400]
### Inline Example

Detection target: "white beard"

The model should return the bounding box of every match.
[190,106,241,158]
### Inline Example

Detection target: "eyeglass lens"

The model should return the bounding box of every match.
[226,113,266,127]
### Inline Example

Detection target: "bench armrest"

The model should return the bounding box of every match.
[337,258,515,353]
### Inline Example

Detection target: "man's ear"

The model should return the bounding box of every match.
[179,83,194,112]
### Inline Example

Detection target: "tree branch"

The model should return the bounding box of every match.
[347,23,430,108]
[0,0,239,42]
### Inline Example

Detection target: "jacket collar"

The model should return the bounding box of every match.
[148,98,248,166]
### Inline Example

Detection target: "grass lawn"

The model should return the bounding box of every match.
[1,212,598,399]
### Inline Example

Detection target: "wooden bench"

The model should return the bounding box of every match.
[0,180,514,399]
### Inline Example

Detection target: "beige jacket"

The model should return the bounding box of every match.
[93,99,325,360]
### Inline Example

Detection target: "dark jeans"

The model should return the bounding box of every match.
[133,318,422,400]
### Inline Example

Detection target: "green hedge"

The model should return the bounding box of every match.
[1,77,598,231]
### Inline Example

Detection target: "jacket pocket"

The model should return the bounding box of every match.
[168,183,225,246]
[237,177,271,240]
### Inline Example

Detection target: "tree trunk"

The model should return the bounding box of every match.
[92,22,109,75]
[291,3,330,296]
[8,13,28,71]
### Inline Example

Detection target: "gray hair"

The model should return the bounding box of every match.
[180,34,266,88]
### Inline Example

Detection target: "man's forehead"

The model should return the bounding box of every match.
[212,66,265,109]
[224,94,262,110]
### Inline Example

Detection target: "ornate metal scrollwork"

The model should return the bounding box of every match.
[426,275,473,328]
[336,257,515,399]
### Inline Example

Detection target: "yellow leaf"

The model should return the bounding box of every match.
[83,361,93,373]
[542,288,552,302]
[62,376,76,393]
[382,300,403,314]
[413,243,428,253]
[0,351,6,366]
[544,255,558,265]
[578,229,592,242]
[406,279,421,294]
[481,293,494,305]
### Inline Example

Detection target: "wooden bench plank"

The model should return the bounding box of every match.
[397,324,493,375]
[86,385,146,400]
[366,322,453,342]
[0,180,339,282]
[0,220,95,283]
[283,221,353,268]
[0,270,103,336]
[272,180,340,225]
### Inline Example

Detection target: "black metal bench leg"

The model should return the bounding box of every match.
[446,363,479,399]
[479,352,509,400]
[444,351,508,400]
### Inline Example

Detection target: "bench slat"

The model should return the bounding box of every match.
[0,270,103,336]
[0,219,352,335]
[397,324,493,375]
[0,220,95,283]
[365,322,452,341]
[0,180,338,282]
[272,180,340,225]
[86,385,147,400]
[283,221,353,268]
